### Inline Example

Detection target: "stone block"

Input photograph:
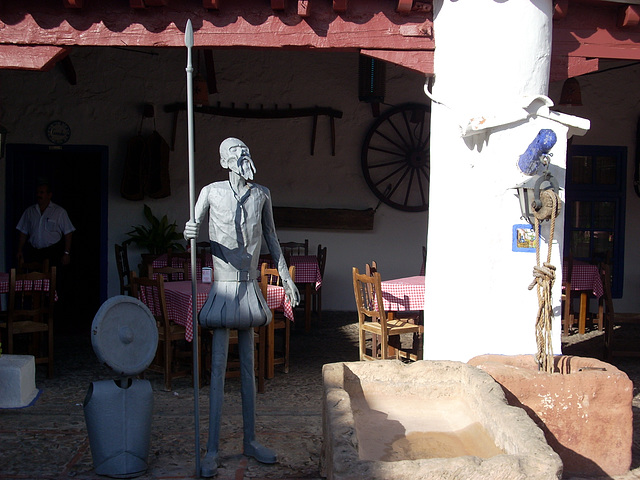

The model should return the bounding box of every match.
[468,354,633,477]
[0,355,38,408]
[322,360,562,480]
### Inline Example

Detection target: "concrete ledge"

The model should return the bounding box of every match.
[0,355,38,408]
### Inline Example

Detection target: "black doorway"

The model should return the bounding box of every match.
[5,144,108,332]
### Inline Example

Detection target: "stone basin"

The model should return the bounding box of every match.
[321,360,562,480]
[468,354,633,477]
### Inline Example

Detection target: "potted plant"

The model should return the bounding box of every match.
[124,204,185,269]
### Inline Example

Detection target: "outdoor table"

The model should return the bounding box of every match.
[379,275,425,312]
[162,280,294,379]
[260,254,322,331]
[151,253,214,282]
[376,275,425,358]
[562,261,604,334]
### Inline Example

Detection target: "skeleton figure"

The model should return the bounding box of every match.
[184,137,299,477]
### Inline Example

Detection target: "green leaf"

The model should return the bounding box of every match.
[125,205,185,254]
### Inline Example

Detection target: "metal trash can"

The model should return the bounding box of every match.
[84,296,158,478]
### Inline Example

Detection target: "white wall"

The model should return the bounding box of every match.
[0,46,428,310]
[425,0,564,361]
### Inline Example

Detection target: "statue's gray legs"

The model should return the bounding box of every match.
[239,328,277,464]
[201,328,229,477]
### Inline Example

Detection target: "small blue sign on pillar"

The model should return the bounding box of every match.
[512,224,537,252]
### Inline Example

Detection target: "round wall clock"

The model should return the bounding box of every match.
[46,120,71,145]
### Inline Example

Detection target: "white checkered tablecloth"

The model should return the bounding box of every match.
[562,261,604,298]
[163,281,294,342]
[379,276,425,312]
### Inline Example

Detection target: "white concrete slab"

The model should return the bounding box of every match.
[0,354,38,408]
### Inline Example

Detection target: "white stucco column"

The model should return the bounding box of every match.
[424,0,588,361]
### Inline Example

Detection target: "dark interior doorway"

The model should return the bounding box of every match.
[5,144,108,333]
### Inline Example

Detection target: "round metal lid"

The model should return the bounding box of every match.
[91,295,158,377]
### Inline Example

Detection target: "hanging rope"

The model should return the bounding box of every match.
[527,188,560,373]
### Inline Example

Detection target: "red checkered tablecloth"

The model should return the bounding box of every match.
[163,281,294,342]
[260,255,322,290]
[289,256,322,290]
[152,253,214,282]
[562,261,604,298]
[379,276,425,312]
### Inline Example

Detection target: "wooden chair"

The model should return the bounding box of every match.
[352,266,423,361]
[130,271,191,390]
[0,267,56,378]
[280,239,308,263]
[260,262,295,377]
[310,244,327,318]
[601,263,640,360]
[167,249,208,281]
[147,262,189,282]
[562,253,576,335]
[17,258,50,274]
[114,243,132,295]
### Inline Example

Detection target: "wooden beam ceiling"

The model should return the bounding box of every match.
[1,0,640,80]
[0,0,434,52]
[0,45,70,71]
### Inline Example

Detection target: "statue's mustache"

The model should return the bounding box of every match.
[235,155,255,180]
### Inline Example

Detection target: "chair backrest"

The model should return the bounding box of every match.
[17,258,50,274]
[260,263,296,287]
[9,267,57,322]
[317,244,327,277]
[365,261,378,276]
[148,262,189,282]
[196,241,211,256]
[167,249,208,280]
[352,266,386,325]
[280,240,309,260]
[364,262,378,300]
[565,251,574,284]
[114,243,131,294]
[130,271,169,329]
[600,262,615,318]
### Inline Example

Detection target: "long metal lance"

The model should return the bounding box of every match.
[184,19,201,477]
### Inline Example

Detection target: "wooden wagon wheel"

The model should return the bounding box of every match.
[361,103,430,212]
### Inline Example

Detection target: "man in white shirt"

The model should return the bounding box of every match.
[16,180,75,268]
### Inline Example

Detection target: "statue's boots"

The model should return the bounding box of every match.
[243,440,277,464]
[200,451,219,478]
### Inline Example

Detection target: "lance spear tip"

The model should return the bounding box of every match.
[185,19,194,48]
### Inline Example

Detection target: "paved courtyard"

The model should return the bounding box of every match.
[2,312,640,479]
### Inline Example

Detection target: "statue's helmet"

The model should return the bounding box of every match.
[219,137,256,181]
